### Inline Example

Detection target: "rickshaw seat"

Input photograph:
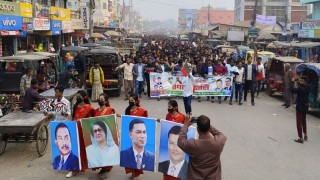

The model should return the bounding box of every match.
[0,72,23,92]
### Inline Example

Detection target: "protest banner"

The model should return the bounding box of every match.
[50,121,81,171]
[158,120,196,179]
[150,72,233,97]
[81,115,120,168]
[120,115,157,172]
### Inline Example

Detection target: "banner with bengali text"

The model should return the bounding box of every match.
[150,72,233,97]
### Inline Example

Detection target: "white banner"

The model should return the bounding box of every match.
[256,14,277,25]
[80,6,89,29]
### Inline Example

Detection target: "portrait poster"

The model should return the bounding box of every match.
[150,72,233,97]
[120,115,157,172]
[81,115,120,168]
[158,120,196,179]
[50,121,81,171]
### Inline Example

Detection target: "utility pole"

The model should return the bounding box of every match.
[208,4,210,27]
[89,0,94,37]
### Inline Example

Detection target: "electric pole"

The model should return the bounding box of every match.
[89,0,94,37]
[208,4,210,27]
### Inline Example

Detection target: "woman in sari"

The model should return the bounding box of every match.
[162,100,185,180]
[67,90,94,178]
[124,94,148,179]
[93,93,116,178]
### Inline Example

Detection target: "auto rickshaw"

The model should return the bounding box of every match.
[85,48,123,97]
[267,57,304,96]
[0,54,58,116]
[245,50,275,64]
[295,63,320,111]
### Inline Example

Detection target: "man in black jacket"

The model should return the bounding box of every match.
[291,77,310,144]
[74,51,85,88]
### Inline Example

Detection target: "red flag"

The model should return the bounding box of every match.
[181,62,190,77]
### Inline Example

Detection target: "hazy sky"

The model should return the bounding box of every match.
[127,0,235,21]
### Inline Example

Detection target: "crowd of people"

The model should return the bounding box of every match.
[15,36,312,180]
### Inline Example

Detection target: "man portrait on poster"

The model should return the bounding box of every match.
[223,77,233,95]
[158,126,187,179]
[120,119,155,171]
[53,123,79,171]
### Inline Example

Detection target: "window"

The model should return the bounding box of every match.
[103,3,107,9]
[67,2,71,6]
[266,6,287,22]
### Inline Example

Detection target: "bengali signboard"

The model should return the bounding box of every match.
[150,72,233,97]
[22,17,33,31]
[50,6,70,21]
[298,29,309,38]
[256,14,277,25]
[62,21,74,33]
[71,18,84,29]
[20,2,32,17]
[33,18,50,30]
[80,6,89,29]
[302,21,320,30]
[0,0,20,16]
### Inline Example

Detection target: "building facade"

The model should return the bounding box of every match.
[299,0,320,39]
[197,7,234,25]
[234,0,309,25]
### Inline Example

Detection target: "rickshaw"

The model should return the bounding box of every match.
[85,48,123,97]
[267,57,304,96]
[295,63,320,111]
[215,45,236,56]
[0,54,58,156]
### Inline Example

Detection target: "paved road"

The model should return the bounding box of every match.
[0,92,319,180]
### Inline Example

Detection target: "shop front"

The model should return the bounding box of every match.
[0,0,22,56]
[62,20,74,45]
[50,6,70,47]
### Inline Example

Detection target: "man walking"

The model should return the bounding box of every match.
[234,62,245,105]
[176,65,195,115]
[255,57,265,98]
[283,63,293,108]
[115,56,134,100]
[178,115,227,180]
[291,77,310,144]
[244,57,257,106]
[133,57,146,98]
[74,51,86,88]
[20,68,33,97]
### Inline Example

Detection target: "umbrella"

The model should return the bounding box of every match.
[62,46,88,52]
[105,30,121,37]
[91,33,106,39]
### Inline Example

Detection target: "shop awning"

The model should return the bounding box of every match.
[72,32,85,38]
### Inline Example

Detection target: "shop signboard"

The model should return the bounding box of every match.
[300,0,319,4]
[34,4,49,18]
[108,22,118,28]
[33,18,50,30]
[0,15,22,31]
[298,29,309,38]
[80,6,89,29]
[62,20,74,33]
[20,2,32,17]
[309,30,315,38]
[22,17,33,31]
[50,20,61,35]
[314,30,320,38]
[0,30,22,36]
[301,21,320,30]
[71,18,84,29]
[0,0,20,16]
[50,6,70,21]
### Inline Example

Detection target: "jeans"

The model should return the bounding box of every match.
[183,95,192,114]
[145,74,151,97]
[135,80,144,96]
[244,80,255,103]
[256,80,262,96]
[229,82,235,102]
[235,83,244,102]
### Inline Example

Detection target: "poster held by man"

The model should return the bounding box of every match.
[158,120,196,179]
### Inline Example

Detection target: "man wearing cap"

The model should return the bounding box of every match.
[23,79,46,112]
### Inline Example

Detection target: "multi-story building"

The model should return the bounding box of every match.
[299,0,320,39]
[197,7,234,25]
[178,9,199,31]
[234,0,309,25]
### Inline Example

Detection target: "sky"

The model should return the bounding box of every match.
[127,0,235,21]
